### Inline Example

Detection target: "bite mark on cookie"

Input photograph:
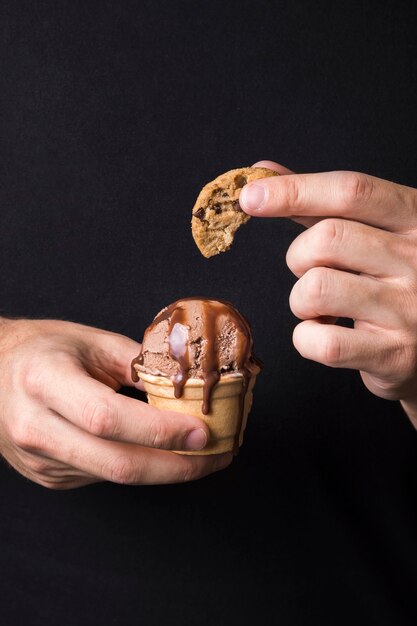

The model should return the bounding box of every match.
[191,167,278,258]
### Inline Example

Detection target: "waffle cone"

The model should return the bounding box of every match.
[137,371,257,455]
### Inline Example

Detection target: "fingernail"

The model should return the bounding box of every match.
[240,183,266,212]
[185,428,208,451]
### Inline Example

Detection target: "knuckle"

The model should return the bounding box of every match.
[320,333,344,366]
[105,455,138,484]
[82,398,116,438]
[10,419,41,452]
[288,285,301,317]
[338,172,373,207]
[301,268,329,310]
[285,245,297,275]
[313,218,344,253]
[286,232,308,277]
[146,417,171,449]
[283,175,303,210]
[23,364,47,400]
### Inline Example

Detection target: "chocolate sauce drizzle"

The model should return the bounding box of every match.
[132,298,261,453]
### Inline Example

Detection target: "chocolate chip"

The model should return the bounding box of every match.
[222,191,228,197]
[232,200,242,212]
[234,174,247,188]
[193,207,206,220]
[212,204,223,214]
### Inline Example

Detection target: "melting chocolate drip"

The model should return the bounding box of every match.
[132,298,261,453]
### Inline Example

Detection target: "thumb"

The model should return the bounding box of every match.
[250,160,318,229]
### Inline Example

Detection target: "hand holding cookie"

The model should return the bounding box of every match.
[239,160,417,428]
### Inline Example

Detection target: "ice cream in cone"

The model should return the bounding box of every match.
[131,298,261,455]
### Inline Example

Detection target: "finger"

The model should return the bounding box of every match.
[286,218,412,279]
[76,324,142,387]
[20,468,97,490]
[18,449,91,478]
[1,445,99,489]
[252,160,295,175]
[239,170,417,233]
[28,473,99,490]
[29,362,210,452]
[293,318,398,375]
[290,267,402,328]
[21,413,233,485]
[42,477,98,489]
[42,478,99,489]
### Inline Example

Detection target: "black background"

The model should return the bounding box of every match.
[1,1,417,624]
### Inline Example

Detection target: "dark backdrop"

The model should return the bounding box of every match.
[1,1,417,625]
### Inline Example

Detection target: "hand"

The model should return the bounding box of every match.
[240,160,417,428]
[0,319,231,489]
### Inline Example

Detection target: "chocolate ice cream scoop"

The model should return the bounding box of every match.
[131,298,261,415]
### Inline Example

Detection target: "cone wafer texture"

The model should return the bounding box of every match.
[137,371,257,455]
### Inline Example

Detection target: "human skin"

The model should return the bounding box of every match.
[0,318,232,489]
[240,160,417,430]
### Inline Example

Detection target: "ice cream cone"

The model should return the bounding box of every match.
[137,370,257,455]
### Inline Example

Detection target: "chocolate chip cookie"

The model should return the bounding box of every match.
[191,167,278,258]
